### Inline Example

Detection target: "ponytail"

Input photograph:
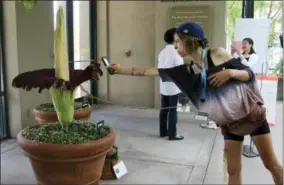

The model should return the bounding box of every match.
[249,47,256,54]
[197,38,209,49]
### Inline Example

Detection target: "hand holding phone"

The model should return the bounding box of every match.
[231,41,243,54]
[101,56,115,75]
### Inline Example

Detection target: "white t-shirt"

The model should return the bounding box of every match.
[232,52,259,71]
[157,45,184,96]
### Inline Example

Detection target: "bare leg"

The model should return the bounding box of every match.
[225,140,243,185]
[252,133,283,185]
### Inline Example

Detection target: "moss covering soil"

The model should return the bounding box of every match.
[36,102,90,112]
[22,120,110,144]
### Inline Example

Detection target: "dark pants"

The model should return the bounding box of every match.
[159,94,179,137]
[224,120,271,141]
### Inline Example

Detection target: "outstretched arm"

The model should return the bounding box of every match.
[108,65,159,77]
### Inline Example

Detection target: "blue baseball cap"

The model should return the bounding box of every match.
[176,22,205,40]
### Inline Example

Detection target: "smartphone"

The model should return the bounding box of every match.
[101,56,110,67]
[101,56,115,75]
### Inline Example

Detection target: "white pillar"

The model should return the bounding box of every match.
[4,1,54,137]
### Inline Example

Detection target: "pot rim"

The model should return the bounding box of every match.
[33,103,92,113]
[17,125,116,159]
[17,125,115,147]
[23,144,114,163]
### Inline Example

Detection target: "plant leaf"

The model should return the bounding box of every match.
[12,68,56,93]
[11,63,103,93]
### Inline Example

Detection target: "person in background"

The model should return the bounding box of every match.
[157,28,184,140]
[231,38,259,71]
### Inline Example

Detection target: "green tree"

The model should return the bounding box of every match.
[227,1,242,42]
[227,1,282,47]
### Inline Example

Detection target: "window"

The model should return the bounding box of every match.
[73,1,91,99]
[53,0,97,101]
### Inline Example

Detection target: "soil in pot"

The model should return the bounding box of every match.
[18,120,116,185]
[33,102,92,124]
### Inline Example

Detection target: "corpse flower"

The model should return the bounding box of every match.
[12,7,103,125]
[15,6,116,184]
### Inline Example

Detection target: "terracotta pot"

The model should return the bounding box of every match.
[17,127,116,185]
[100,146,119,180]
[33,103,92,124]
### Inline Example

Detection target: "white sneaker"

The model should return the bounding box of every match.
[200,120,218,130]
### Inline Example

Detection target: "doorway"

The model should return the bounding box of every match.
[53,0,98,103]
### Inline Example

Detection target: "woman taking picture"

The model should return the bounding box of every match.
[107,22,282,185]
[231,38,259,71]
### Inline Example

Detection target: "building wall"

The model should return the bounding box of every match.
[4,1,227,137]
[97,1,227,108]
[97,1,156,107]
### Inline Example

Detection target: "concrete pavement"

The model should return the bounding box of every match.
[93,106,217,184]
[1,102,282,184]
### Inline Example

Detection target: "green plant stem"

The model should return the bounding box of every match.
[49,87,75,125]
